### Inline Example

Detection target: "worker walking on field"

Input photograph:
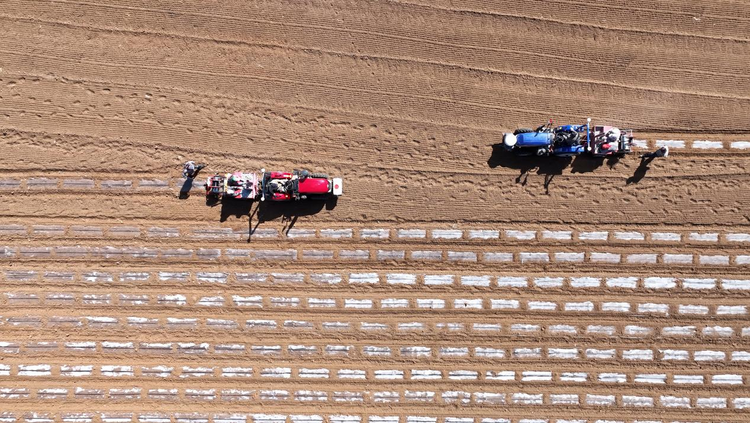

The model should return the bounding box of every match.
[182,161,206,179]
[639,146,669,160]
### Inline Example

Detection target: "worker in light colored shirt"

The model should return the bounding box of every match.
[182,161,206,179]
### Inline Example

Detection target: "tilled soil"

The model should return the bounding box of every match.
[0,0,749,422]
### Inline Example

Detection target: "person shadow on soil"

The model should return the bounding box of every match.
[178,168,206,199]
[626,156,656,185]
[488,144,571,193]
[178,179,194,199]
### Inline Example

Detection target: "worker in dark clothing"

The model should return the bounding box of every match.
[639,146,669,160]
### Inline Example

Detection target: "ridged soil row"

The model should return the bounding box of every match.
[4,0,750,102]
[1,179,748,226]
[3,18,750,130]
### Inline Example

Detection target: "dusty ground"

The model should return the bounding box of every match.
[0,0,749,421]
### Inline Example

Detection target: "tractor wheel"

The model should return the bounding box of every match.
[310,173,329,179]
[513,128,533,135]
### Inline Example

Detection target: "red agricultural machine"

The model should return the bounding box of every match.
[206,169,343,202]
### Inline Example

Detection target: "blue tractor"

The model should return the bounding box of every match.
[501,119,633,158]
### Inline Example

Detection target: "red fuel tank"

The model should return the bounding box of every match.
[298,178,330,194]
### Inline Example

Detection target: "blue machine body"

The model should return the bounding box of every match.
[553,144,585,156]
[556,124,587,132]
[515,132,553,148]
[502,119,634,159]
[506,121,590,157]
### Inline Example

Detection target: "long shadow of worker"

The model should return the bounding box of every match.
[626,156,656,185]
[179,179,194,199]
[178,168,206,199]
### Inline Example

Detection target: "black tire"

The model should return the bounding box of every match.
[513,128,533,135]
[309,172,329,179]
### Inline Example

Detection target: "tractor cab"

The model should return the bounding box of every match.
[262,171,294,201]
[550,124,586,157]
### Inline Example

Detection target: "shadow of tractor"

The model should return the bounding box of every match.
[257,198,336,223]
[252,197,337,237]
[487,144,572,193]
[210,197,254,223]
[211,195,338,240]
[570,154,622,174]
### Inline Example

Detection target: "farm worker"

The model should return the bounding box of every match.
[182,161,206,179]
[182,161,196,178]
[639,146,669,159]
[606,128,621,143]
[269,180,287,193]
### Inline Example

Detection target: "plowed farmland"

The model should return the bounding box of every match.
[1,0,750,422]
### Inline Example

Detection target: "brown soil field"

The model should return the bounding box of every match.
[1,0,750,422]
